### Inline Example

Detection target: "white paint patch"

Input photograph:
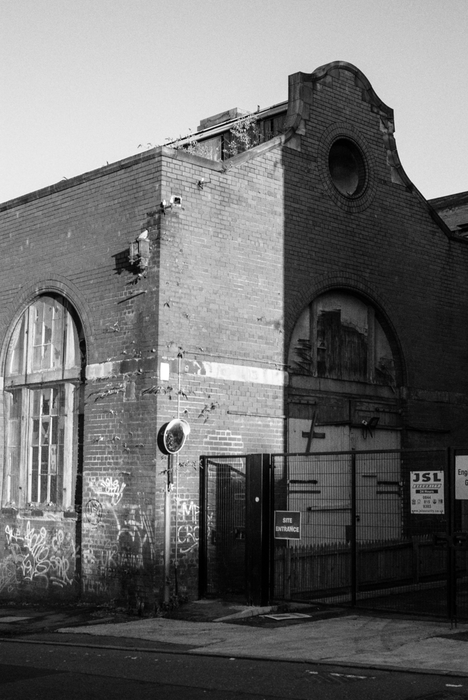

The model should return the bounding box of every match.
[160,362,170,380]
[201,361,286,386]
[86,361,119,380]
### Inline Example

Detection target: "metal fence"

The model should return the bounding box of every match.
[272,449,468,620]
[199,450,468,620]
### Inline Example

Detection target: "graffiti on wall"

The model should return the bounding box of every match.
[0,557,16,594]
[176,499,200,554]
[83,525,118,571]
[0,521,75,592]
[83,474,155,598]
[118,505,154,569]
[89,476,126,506]
[84,499,104,528]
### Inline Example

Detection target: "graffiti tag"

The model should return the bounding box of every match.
[3,522,75,589]
[177,500,199,553]
[89,476,126,506]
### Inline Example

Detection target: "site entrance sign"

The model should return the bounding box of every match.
[274,511,301,539]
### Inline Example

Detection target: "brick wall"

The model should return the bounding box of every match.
[280,67,468,447]
[0,153,166,605]
[1,63,468,606]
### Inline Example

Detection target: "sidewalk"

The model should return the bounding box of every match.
[2,600,468,676]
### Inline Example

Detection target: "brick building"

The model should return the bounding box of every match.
[0,61,467,607]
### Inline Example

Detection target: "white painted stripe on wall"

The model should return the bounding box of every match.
[86,359,287,386]
[201,361,287,386]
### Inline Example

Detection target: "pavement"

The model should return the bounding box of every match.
[2,599,468,677]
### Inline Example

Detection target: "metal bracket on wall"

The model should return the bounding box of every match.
[302,411,326,452]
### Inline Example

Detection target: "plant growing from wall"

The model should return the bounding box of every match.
[198,400,220,423]
[165,132,214,159]
[166,112,263,160]
[89,383,125,401]
[223,114,262,157]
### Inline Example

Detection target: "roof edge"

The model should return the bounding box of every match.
[429,190,468,210]
[313,61,393,116]
[0,148,161,212]
[284,61,393,134]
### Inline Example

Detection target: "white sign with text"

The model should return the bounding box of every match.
[410,471,444,514]
[455,455,468,500]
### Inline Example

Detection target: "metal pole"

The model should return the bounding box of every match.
[163,454,174,605]
[284,545,291,600]
[351,450,357,607]
[447,448,457,625]
[198,457,207,598]
[174,354,182,598]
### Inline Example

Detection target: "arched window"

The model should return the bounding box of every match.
[288,291,397,387]
[3,295,84,508]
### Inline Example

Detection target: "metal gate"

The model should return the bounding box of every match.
[199,456,247,598]
[199,454,270,605]
[273,448,468,620]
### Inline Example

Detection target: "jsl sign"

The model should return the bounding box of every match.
[410,471,444,514]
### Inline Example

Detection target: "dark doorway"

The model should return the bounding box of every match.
[199,454,271,605]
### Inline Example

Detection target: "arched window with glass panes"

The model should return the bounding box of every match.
[2,295,84,509]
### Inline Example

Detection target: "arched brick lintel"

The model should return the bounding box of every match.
[0,276,96,373]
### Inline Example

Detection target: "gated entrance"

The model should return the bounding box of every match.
[199,449,468,620]
[199,454,270,605]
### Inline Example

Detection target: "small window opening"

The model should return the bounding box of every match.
[328,138,367,198]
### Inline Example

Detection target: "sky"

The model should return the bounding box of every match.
[1,0,467,204]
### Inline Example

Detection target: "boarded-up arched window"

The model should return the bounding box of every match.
[288,292,397,387]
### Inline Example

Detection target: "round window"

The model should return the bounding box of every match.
[328,138,367,197]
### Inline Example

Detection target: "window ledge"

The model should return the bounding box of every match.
[1,508,78,521]
[1,507,18,515]
[290,374,398,398]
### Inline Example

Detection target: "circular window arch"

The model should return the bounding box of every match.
[317,123,376,212]
[328,138,367,198]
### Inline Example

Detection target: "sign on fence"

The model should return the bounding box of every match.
[410,471,444,514]
[455,454,468,500]
[274,511,301,539]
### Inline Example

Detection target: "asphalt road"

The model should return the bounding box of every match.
[1,640,468,700]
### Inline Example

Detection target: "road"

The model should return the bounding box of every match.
[1,639,467,699]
